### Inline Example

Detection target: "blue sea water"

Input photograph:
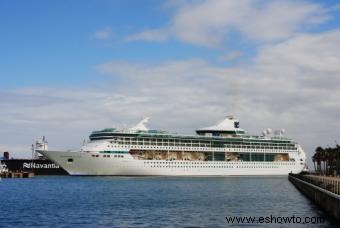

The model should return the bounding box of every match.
[0,176,338,227]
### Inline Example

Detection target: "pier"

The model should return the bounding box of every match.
[1,171,34,178]
[289,173,340,221]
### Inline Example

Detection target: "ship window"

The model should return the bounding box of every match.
[67,158,74,163]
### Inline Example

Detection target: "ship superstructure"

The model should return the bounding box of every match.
[37,116,306,176]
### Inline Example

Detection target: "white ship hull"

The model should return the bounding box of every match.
[35,116,307,176]
[38,150,304,176]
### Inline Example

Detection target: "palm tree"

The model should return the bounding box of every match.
[324,147,331,175]
[336,144,340,176]
[312,145,340,176]
[314,147,323,174]
[312,154,316,173]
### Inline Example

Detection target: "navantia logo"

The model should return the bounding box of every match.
[23,162,60,169]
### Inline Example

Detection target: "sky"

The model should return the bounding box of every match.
[1,0,340,166]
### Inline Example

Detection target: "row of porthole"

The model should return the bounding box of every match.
[149,166,280,169]
[102,150,127,153]
[144,161,294,165]
[92,154,124,158]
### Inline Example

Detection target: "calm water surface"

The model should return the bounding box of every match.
[0,176,338,227]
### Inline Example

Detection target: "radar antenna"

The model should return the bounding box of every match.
[262,128,272,138]
[280,129,285,137]
[274,129,285,138]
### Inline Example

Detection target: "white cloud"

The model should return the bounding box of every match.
[219,51,243,61]
[256,30,340,74]
[94,26,114,40]
[2,29,340,165]
[128,0,329,47]
[126,28,169,42]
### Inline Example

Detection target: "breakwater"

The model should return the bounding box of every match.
[289,173,340,221]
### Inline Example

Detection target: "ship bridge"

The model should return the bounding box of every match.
[196,116,245,137]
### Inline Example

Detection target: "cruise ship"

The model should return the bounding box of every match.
[37,116,306,176]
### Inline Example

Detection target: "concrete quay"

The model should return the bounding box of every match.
[289,173,340,221]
